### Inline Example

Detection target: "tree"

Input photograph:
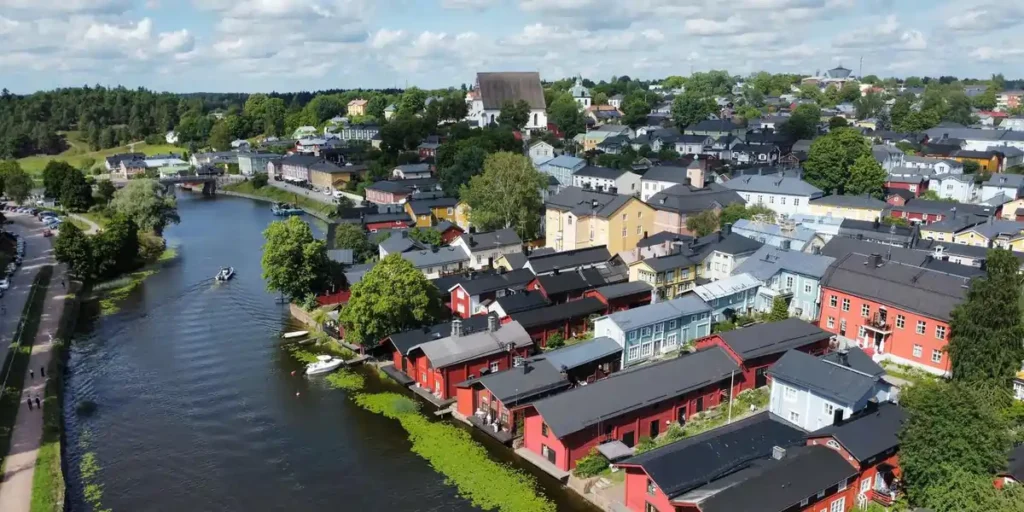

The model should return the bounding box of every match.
[899,380,1011,506]
[261,217,334,302]
[460,152,547,240]
[622,96,651,128]
[54,222,94,278]
[547,93,585,139]
[917,467,1024,512]
[439,146,488,196]
[338,254,443,346]
[881,216,910,227]
[110,179,180,234]
[95,180,117,204]
[963,160,981,174]
[685,210,719,237]
[592,92,608,105]
[498,100,531,130]
[838,82,861,103]
[718,203,776,226]
[42,160,76,198]
[845,154,887,197]
[92,214,140,279]
[804,127,871,194]
[781,104,821,140]
[0,160,24,197]
[947,248,1024,387]
[333,223,376,264]
[408,227,442,246]
[973,88,998,110]
[767,296,789,322]
[671,93,716,129]
[4,166,32,204]
[828,116,848,129]
[398,87,428,117]
[59,167,94,212]
[208,120,233,150]
[251,173,269,189]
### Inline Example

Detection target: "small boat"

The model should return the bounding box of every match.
[215,267,235,281]
[306,355,344,375]
[271,202,304,216]
[282,330,309,339]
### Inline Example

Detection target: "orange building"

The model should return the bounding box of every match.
[818,253,967,376]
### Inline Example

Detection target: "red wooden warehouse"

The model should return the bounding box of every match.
[583,281,653,313]
[507,297,607,348]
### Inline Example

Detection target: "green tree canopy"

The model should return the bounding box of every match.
[460,152,547,240]
[110,179,180,234]
[59,166,94,212]
[208,119,233,150]
[3,165,32,204]
[781,104,821,140]
[844,154,887,197]
[92,214,140,279]
[439,146,488,196]
[0,160,24,198]
[95,180,117,204]
[685,210,719,237]
[718,203,776,226]
[671,92,717,129]
[547,93,585,139]
[767,296,789,322]
[260,217,334,302]
[804,127,871,194]
[917,467,1024,512]
[854,91,886,120]
[622,96,652,128]
[498,100,531,130]
[828,116,848,129]
[947,248,1024,387]
[338,254,443,346]
[42,160,76,198]
[333,223,377,264]
[408,227,443,246]
[53,222,95,278]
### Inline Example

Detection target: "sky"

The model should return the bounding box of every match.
[0,0,1021,94]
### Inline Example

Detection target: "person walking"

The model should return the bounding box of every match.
[29,368,34,379]
[40,366,45,378]
[34,397,41,409]
[26,397,33,410]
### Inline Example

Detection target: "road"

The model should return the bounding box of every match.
[0,215,53,357]
[269,179,364,206]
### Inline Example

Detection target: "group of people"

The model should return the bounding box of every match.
[24,365,46,410]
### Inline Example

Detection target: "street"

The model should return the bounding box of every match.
[0,214,55,357]
[269,179,364,206]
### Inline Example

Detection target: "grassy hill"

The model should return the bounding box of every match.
[17,131,181,176]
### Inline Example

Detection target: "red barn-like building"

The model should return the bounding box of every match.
[583,281,653,313]
[508,297,607,347]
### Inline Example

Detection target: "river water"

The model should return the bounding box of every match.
[63,192,596,512]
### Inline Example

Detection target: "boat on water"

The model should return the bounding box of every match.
[282,331,309,339]
[215,266,235,281]
[271,203,304,216]
[306,355,344,375]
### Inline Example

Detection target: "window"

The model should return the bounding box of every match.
[817,490,825,499]
[830,497,846,512]
[622,227,627,237]
[827,316,835,328]
[936,325,946,340]
[629,330,638,341]
[781,197,787,205]
[896,314,905,329]
[647,478,656,496]
[567,216,572,225]
[860,477,871,494]
[861,304,870,318]
[622,213,627,221]
[541,423,549,437]
[668,320,677,329]
[786,276,794,289]
[829,295,837,307]
[794,198,800,207]
[769,195,775,204]
[758,194,763,203]
[857,326,866,339]
[838,478,847,491]
[490,361,499,373]
[824,402,834,416]
[641,327,651,337]
[799,498,808,506]
[931,349,942,364]
[627,344,641,361]
[804,283,812,294]
[637,211,642,219]
[913,344,922,357]
[637,225,642,235]
[916,320,926,334]
[841,298,850,311]
[784,386,798,402]
[645,503,658,512]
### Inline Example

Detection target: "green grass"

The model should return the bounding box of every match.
[78,212,109,230]
[95,269,156,316]
[223,180,335,217]
[67,217,91,232]
[0,266,54,472]
[880,360,939,386]
[633,387,770,456]
[157,246,178,263]
[17,131,181,176]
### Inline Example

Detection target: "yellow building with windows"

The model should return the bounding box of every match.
[807,195,888,222]
[404,197,459,228]
[951,219,1024,251]
[628,253,699,299]
[545,187,655,254]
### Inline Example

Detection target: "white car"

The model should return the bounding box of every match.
[0,278,10,290]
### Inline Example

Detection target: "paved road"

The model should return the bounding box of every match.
[269,180,364,206]
[0,215,52,357]
[0,213,66,512]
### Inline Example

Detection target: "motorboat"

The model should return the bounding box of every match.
[305,355,344,375]
[215,267,235,281]
[271,203,304,216]
[282,330,309,339]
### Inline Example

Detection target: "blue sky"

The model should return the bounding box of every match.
[0,0,1020,94]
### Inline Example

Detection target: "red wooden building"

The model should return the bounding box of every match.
[519,346,740,472]
[526,267,619,304]
[583,281,653,313]
[447,269,535,319]
[435,221,464,244]
[887,198,998,225]
[883,176,927,200]
[508,297,607,347]
[383,315,533,400]
[819,253,967,376]
[694,318,833,392]
[617,412,864,512]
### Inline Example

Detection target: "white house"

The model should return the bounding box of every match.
[571,166,641,195]
[723,175,824,217]
[569,77,591,108]
[468,72,548,130]
[165,131,179,144]
[292,126,318,139]
[872,145,905,172]
[449,228,523,270]
[529,141,555,166]
[230,139,250,150]
[982,173,1024,202]
[608,94,624,109]
[931,174,977,203]
[674,134,713,156]
[903,156,962,175]
[768,348,894,432]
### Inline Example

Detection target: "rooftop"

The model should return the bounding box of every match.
[809,194,888,209]
[417,320,533,368]
[573,165,628,180]
[769,348,885,405]
[722,175,823,197]
[458,228,522,250]
[527,246,611,275]
[604,294,711,331]
[716,318,833,361]
[808,402,905,462]
[450,269,536,296]
[545,187,635,219]
[491,291,550,315]
[510,297,608,329]
[401,246,471,269]
[477,72,546,110]
[689,273,761,301]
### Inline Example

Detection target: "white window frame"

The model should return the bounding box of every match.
[490,361,500,373]
[896,314,905,329]
[936,325,946,340]
[627,344,641,361]
[827,317,835,329]
[829,295,837,308]
[841,298,850,311]
[823,402,834,417]
[860,477,871,494]
[916,320,926,334]
[912,344,922,358]
[838,478,847,491]
[830,497,845,512]
[783,385,798,402]
[790,410,801,424]
[931,349,942,364]
[804,283,812,294]
[861,303,870,318]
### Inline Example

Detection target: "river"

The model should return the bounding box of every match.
[63,192,597,512]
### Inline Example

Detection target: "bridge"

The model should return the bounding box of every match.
[158,175,222,195]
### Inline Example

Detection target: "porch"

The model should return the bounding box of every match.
[466,413,515,445]
[514,447,571,482]
[865,463,900,507]
[409,383,457,408]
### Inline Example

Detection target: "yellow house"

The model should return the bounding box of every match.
[951,220,1024,251]
[952,150,1002,173]
[454,201,472,231]
[574,131,614,152]
[628,253,698,300]
[347,99,368,117]
[404,197,459,228]
[1000,198,1024,220]
[807,195,888,222]
[545,188,655,254]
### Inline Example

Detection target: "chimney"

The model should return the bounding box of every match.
[469,226,477,234]
[833,408,845,426]
[780,240,791,251]
[868,253,882,267]
[451,319,462,337]
[772,446,787,460]
[609,186,618,195]
[488,314,499,332]
[401,230,408,238]
[723,223,732,236]
[865,398,879,414]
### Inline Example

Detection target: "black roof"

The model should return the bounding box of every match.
[768,349,883,405]
[701,232,764,256]
[458,228,522,250]
[643,253,696,272]
[535,268,610,296]
[510,297,607,329]
[808,402,905,462]
[591,281,653,300]
[527,246,611,274]
[530,347,739,438]
[1007,445,1024,481]
[452,269,535,296]
[491,291,550,315]
[574,165,627,180]
[386,315,494,355]
[637,231,694,248]
[821,348,885,377]
[619,412,806,499]
[821,237,988,279]
[407,197,458,215]
[718,319,832,361]
[839,219,916,243]
[697,446,858,512]
[431,270,498,296]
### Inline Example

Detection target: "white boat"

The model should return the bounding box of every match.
[215,267,235,281]
[283,331,309,339]
[305,355,344,375]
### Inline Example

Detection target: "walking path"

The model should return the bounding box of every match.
[68,214,100,235]
[0,214,67,512]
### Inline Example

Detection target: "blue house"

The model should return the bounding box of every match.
[733,246,835,322]
[541,155,586,188]
[687,273,760,323]
[593,295,712,366]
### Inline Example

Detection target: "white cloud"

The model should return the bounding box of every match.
[157,29,195,54]
[441,0,495,9]
[370,28,405,48]
[684,17,747,36]
[832,15,927,52]
[83,17,152,44]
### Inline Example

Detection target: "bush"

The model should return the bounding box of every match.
[137,232,166,263]
[572,448,610,477]
[251,173,269,189]
[545,332,565,349]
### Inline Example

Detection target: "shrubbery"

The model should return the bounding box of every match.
[573,449,610,478]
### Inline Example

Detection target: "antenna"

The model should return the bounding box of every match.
[859,55,863,78]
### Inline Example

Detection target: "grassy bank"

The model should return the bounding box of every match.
[17,131,180,176]
[30,280,83,512]
[93,270,156,316]
[222,181,335,218]
[0,266,54,471]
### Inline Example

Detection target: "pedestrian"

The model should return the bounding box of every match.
[40,366,45,378]
[29,368,34,379]
[27,397,33,410]
[61,278,65,290]
[35,397,41,409]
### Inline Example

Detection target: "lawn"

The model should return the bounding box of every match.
[17,131,181,176]
[223,181,335,217]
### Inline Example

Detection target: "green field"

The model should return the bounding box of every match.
[16,131,182,176]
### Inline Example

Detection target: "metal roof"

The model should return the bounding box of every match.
[589,281,653,300]
[733,245,835,280]
[717,319,833,360]
[604,294,711,331]
[690,273,761,301]
[722,175,823,197]
[477,72,546,110]
[808,402,905,462]
[417,320,533,368]
[768,349,884,405]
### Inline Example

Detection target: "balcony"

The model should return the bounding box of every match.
[863,314,893,334]
[868,489,895,507]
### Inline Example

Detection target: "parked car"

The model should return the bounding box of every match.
[0,278,10,290]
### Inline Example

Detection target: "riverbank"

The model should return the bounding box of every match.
[220,181,335,222]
